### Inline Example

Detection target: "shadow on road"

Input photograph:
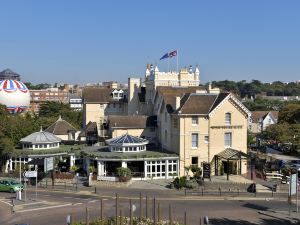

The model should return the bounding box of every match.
[242,203,269,211]
[210,218,297,225]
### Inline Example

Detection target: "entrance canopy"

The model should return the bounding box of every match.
[216,148,248,160]
[215,148,248,180]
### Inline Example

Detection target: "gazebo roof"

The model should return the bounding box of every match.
[216,148,248,160]
[106,134,148,146]
[20,128,61,144]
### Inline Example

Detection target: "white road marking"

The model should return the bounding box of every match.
[16,203,72,213]
[21,201,45,206]
[63,197,73,199]
[0,200,13,207]
[73,203,83,206]
[88,200,98,203]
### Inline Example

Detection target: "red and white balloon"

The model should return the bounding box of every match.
[0,80,30,113]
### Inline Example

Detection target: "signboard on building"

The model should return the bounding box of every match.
[44,157,54,172]
[23,170,37,178]
[203,163,211,179]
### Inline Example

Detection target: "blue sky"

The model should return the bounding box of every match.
[0,1,299,84]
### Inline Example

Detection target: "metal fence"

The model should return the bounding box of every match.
[68,193,211,225]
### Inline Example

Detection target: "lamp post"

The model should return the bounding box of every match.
[19,156,22,183]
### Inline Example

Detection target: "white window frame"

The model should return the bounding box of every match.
[204,135,209,144]
[191,133,198,148]
[224,132,232,147]
[225,113,231,126]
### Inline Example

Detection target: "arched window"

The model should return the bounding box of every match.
[225,113,231,126]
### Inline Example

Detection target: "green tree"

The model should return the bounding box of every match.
[39,101,82,128]
[278,104,300,124]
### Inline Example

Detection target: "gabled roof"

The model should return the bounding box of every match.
[106,134,149,145]
[269,111,279,120]
[251,111,269,122]
[79,121,98,137]
[209,92,230,113]
[251,111,279,123]
[175,93,219,114]
[45,116,77,135]
[156,86,206,106]
[108,115,157,128]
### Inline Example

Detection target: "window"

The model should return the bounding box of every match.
[192,116,198,125]
[225,113,231,125]
[191,133,198,148]
[173,118,178,128]
[204,136,209,144]
[191,157,198,165]
[224,132,232,147]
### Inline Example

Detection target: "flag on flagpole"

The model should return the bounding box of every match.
[160,50,177,60]
[160,53,169,60]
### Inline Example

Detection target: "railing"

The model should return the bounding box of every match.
[184,187,280,198]
[39,179,78,191]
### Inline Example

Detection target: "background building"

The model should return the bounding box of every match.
[30,88,69,114]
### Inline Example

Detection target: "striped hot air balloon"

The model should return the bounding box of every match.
[0,79,30,113]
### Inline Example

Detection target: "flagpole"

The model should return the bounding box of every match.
[168,57,170,72]
[177,49,179,73]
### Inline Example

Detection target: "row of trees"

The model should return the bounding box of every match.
[210,80,300,98]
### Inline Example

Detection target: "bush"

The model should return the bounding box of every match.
[185,179,198,189]
[116,167,132,182]
[190,165,202,179]
[173,176,187,189]
[70,165,78,172]
[116,167,132,177]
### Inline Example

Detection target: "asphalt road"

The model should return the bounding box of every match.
[0,188,299,225]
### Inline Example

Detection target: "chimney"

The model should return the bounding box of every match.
[175,96,181,110]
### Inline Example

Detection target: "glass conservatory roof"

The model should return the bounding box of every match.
[106,134,148,145]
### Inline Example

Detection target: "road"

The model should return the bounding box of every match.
[1,187,299,225]
[266,147,300,161]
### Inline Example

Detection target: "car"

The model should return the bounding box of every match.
[0,179,24,193]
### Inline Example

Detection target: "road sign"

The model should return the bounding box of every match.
[203,163,211,179]
[23,170,37,178]
[44,157,54,172]
[289,173,297,196]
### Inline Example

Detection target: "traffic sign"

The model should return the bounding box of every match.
[289,173,297,196]
[44,157,54,172]
[23,170,37,178]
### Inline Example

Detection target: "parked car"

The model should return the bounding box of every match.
[0,179,24,193]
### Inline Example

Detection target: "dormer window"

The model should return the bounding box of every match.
[225,113,231,126]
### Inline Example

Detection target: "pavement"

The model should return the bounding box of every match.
[128,179,172,190]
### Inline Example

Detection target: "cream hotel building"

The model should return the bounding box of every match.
[83,64,250,179]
